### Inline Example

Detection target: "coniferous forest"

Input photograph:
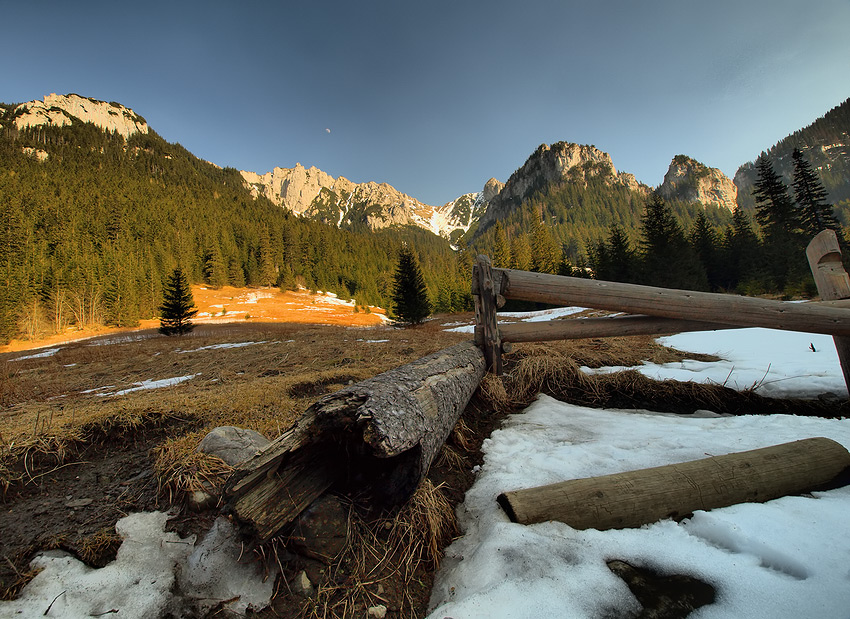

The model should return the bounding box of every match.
[2,98,848,345]
[0,116,470,344]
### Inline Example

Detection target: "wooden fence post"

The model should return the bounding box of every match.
[806,229,850,393]
[473,255,503,374]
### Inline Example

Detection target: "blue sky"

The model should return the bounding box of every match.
[6,0,849,205]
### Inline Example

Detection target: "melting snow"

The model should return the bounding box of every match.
[179,341,268,353]
[11,348,62,361]
[0,513,274,618]
[584,327,847,398]
[428,327,850,618]
[98,374,200,396]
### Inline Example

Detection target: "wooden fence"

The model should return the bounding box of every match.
[473,229,850,391]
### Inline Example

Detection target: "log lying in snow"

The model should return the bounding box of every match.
[497,437,850,529]
[224,340,486,541]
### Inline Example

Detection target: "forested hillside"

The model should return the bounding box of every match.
[0,114,468,344]
[735,97,850,220]
[468,176,732,267]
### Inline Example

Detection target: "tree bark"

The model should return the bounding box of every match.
[498,269,850,337]
[498,437,850,529]
[224,340,486,541]
[499,315,733,343]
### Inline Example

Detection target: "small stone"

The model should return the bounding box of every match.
[292,570,314,598]
[188,490,216,512]
[367,604,387,618]
[197,426,271,466]
[65,498,93,508]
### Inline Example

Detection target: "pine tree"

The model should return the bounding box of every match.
[391,247,431,325]
[752,154,807,290]
[689,212,722,291]
[492,223,511,269]
[719,208,762,292]
[510,234,532,270]
[791,148,841,237]
[639,195,707,290]
[753,154,802,240]
[530,212,560,274]
[605,224,637,283]
[159,267,198,336]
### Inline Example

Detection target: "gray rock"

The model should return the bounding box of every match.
[368,604,387,618]
[292,570,315,598]
[197,426,270,466]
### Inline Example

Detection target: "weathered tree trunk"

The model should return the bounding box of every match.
[498,437,850,529]
[806,229,850,393]
[499,315,733,343]
[498,269,850,337]
[224,341,486,541]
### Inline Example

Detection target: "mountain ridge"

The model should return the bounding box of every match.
[240,163,501,240]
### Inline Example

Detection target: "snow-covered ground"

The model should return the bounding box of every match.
[428,326,850,618]
[587,327,848,398]
[445,306,588,334]
[0,513,275,619]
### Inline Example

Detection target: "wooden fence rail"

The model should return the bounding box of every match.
[472,230,850,392]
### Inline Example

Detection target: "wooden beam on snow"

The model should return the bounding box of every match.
[497,437,850,529]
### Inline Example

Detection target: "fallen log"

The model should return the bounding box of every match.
[497,437,850,529]
[224,341,486,541]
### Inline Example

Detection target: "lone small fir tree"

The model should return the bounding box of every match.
[159,267,198,336]
[391,247,431,325]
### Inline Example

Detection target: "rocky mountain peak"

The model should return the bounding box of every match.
[476,141,649,233]
[657,155,737,211]
[12,93,149,139]
[482,178,504,202]
[240,164,495,239]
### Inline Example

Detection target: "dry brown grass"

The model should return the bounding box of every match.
[0,320,470,495]
[482,336,848,418]
[293,480,458,619]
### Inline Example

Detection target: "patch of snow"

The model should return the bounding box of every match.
[99,374,200,397]
[10,347,62,361]
[0,512,274,619]
[445,324,476,333]
[498,306,587,322]
[179,341,268,353]
[584,327,847,398]
[80,385,116,394]
[428,395,850,619]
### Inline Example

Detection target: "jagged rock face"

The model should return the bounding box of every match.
[12,93,148,139]
[482,178,504,202]
[658,155,737,211]
[477,141,649,232]
[241,164,493,238]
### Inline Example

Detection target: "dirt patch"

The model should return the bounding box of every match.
[0,420,196,599]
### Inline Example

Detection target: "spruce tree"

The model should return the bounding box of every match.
[492,223,511,269]
[752,154,807,290]
[689,212,722,291]
[639,195,707,290]
[391,247,431,325]
[719,208,762,292]
[791,148,841,237]
[605,224,637,283]
[159,267,198,335]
